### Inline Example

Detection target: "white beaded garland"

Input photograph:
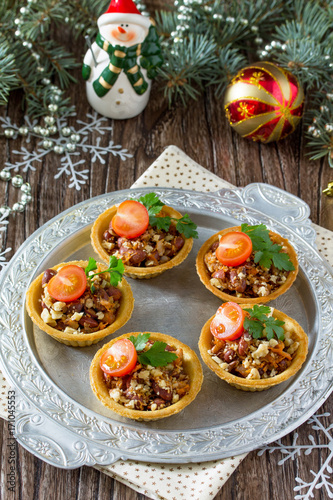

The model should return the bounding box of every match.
[11,175,24,188]
[12,202,26,213]
[0,172,32,217]
[61,127,71,137]
[0,170,12,181]
[66,143,76,152]
[4,128,15,138]
[70,133,80,143]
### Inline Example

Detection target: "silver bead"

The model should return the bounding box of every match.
[21,182,32,194]
[0,169,12,181]
[18,126,29,136]
[50,94,60,103]
[4,128,15,138]
[48,125,57,135]
[40,128,49,136]
[33,125,41,134]
[21,193,33,204]
[48,104,58,112]
[42,139,53,149]
[66,142,76,152]
[42,78,51,85]
[44,116,55,126]
[11,175,24,188]
[0,206,11,216]
[12,202,25,213]
[70,133,80,143]
[61,127,71,137]
[54,145,64,154]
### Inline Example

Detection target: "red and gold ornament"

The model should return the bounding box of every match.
[224,61,304,143]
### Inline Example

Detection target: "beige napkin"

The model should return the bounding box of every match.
[1,145,332,500]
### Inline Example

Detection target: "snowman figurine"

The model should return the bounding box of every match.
[82,0,163,120]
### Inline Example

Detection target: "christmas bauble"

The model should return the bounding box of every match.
[224,61,304,143]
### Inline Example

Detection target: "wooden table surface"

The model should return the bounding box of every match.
[0,14,332,500]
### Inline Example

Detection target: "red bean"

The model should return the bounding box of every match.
[42,268,57,285]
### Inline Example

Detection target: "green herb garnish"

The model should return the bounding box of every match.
[241,223,295,271]
[244,305,285,341]
[129,332,178,367]
[137,192,198,239]
[85,256,124,293]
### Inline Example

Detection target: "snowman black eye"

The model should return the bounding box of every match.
[125,24,129,27]
[120,24,124,26]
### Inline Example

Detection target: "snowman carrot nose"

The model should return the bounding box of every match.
[118,26,126,34]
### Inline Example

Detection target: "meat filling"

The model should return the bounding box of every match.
[40,268,122,334]
[102,222,185,267]
[104,342,190,411]
[209,331,299,380]
[205,241,290,298]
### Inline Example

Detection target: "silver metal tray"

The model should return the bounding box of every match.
[0,184,332,469]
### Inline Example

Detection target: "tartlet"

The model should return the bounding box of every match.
[196,226,299,304]
[198,305,308,392]
[91,204,194,279]
[90,331,204,420]
[25,260,134,347]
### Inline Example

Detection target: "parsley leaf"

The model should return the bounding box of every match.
[138,341,178,367]
[85,255,124,292]
[265,317,285,340]
[138,192,164,216]
[241,223,295,271]
[176,214,198,239]
[85,257,98,276]
[244,305,285,341]
[129,333,150,351]
[137,192,198,238]
[149,214,171,231]
[128,332,178,367]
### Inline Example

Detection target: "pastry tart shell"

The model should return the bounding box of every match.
[91,205,193,279]
[25,260,134,347]
[90,331,204,420]
[198,305,308,392]
[196,226,299,304]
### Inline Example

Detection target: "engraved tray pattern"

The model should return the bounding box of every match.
[0,185,332,469]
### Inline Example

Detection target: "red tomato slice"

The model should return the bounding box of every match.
[100,339,138,377]
[47,265,87,303]
[111,200,149,239]
[210,302,245,341]
[216,231,252,266]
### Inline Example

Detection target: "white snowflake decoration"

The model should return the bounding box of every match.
[259,412,333,499]
[0,111,132,190]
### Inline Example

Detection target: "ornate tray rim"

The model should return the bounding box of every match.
[0,184,332,468]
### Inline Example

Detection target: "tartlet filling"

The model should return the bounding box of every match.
[208,330,299,379]
[104,342,190,411]
[40,268,122,334]
[102,222,185,268]
[205,241,290,298]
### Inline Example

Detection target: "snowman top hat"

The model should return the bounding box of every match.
[98,0,151,29]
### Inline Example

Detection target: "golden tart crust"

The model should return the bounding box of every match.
[198,305,308,392]
[25,260,134,347]
[90,205,193,279]
[90,331,204,420]
[196,225,299,304]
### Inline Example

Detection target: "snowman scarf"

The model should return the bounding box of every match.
[92,26,163,98]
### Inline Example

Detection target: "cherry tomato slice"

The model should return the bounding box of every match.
[47,265,87,303]
[216,231,253,266]
[100,339,138,377]
[111,200,149,239]
[210,302,245,341]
